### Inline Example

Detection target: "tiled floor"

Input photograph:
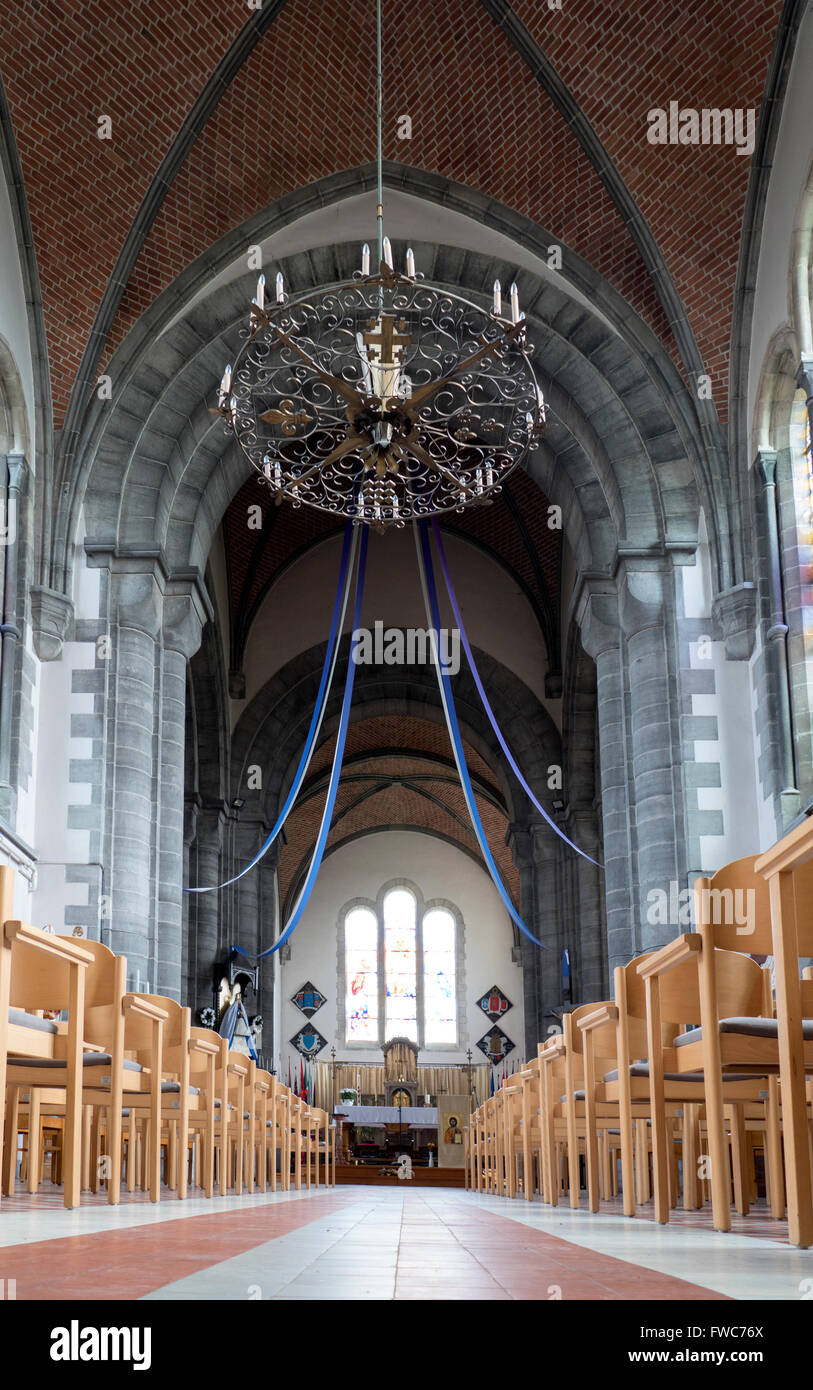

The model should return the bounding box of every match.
[0,1185,811,1300]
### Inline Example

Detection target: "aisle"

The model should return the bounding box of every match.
[1,1186,809,1300]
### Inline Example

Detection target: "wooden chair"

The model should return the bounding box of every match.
[0,868,94,1209]
[755,821,813,1246]
[636,878,782,1230]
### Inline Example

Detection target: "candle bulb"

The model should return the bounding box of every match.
[255,273,265,311]
[406,247,416,278]
[493,280,502,316]
[361,242,370,275]
[220,364,232,398]
[510,282,520,324]
[275,271,285,303]
[382,236,394,269]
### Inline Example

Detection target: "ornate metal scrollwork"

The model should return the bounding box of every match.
[217,265,545,527]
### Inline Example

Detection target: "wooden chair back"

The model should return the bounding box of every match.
[658,947,763,1026]
[697,853,813,955]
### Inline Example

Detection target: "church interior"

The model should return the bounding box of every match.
[2,0,813,1324]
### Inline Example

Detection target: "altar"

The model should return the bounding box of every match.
[335,1105,437,1124]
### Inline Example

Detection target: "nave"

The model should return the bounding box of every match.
[0,1185,802,1302]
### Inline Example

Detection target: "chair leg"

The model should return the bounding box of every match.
[766,1078,785,1218]
[27,1093,41,1195]
[729,1104,750,1216]
[634,1119,650,1205]
[682,1104,701,1210]
[2,1087,20,1195]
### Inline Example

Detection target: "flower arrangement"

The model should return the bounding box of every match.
[199,1007,216,1029]
[339,1087,358,1105]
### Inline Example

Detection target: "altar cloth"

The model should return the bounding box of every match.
[333,1105,438,1124]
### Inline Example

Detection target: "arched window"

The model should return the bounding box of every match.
[340,885,462,1048]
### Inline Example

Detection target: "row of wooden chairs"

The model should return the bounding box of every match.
[0,867,334,1209]
[467,815,813,1247]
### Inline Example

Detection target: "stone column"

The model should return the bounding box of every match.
[0,454,27,822]
[181,796,200,1005]
[157,587,207,999]
[566,804,605,1001]
[259,838,281,1071]
[507,822,538,1057]
[756,448,799,822]
[107,568,163,988]
[578,563,687,971]
[578,583,636,970]
[189,806,226,1015]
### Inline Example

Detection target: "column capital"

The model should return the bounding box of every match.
[574,560,670,658]
[163,579,212,660]
[796,354,813,401]
[6,451,29,492]
[505,820,532,866]
[30,585,74,660]
[755,446,778,489]
[711,582,757,661]
[573,578,620,660]
[87,545,214,648]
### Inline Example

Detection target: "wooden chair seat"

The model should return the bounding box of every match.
[9,1053,143,1072]
[602,1064,763,1082]
[676,1016,813,1042]
[8,1009,59,1034]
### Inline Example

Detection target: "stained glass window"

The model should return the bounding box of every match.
[342,888,460,1047]
[422,907,457,1045]
[384,888,418,1041]
[345,906,378,1041]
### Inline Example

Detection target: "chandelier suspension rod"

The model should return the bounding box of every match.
[376,0,384,276]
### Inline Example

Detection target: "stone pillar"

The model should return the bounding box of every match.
[157,588,206,999]
[508,819,565,1054]
[756,448,799,823]
[0,454,27,820]
[578,563,688,971]
[189,806,226,1015]
[181,796,200,1005]
[507,822,538,1057]
[259,838,281,1071]
[566,804,605,1002]
[107,569,163,988]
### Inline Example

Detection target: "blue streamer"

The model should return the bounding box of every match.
[186,521,357,895]
[430,517,602,870]
[231,525,369,960]
[415,521,546,950]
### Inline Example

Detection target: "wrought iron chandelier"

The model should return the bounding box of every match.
[215,6,545,527]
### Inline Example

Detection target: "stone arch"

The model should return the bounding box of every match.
[0,336,30,458]
[59,171,711,607]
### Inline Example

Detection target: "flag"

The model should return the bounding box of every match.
[489,1068,495,1096]
[300,1056,305,1100]
[287,1057,292,1091]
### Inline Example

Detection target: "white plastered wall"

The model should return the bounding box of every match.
[278,830,523,1080]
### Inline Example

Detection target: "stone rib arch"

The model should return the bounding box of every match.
[60,170,712,603]
[76,238,701,634]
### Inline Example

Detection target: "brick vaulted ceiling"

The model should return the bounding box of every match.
[277,722,520,911]
[1,0,794,903]
[1,0,787,436]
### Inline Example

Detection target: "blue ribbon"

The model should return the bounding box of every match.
[415,521,546,950]
[430,518,602,870]
[186,521,357,895]
[231,524,369,960]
